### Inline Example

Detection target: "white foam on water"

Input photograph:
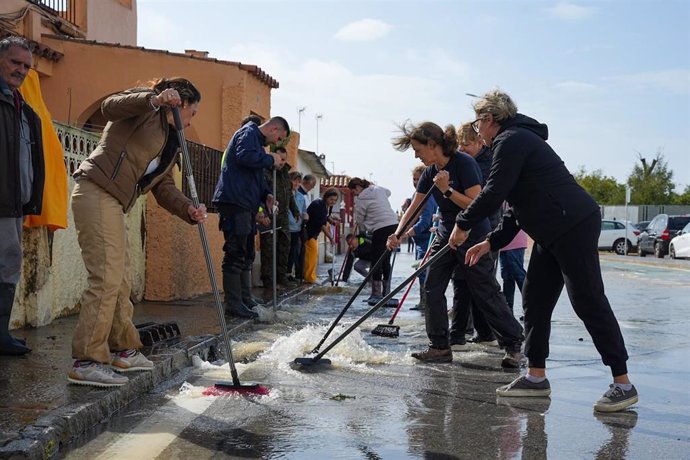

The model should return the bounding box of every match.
[256,323,416,373]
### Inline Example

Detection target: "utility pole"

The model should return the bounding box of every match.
[315,113,323,155]
[297,106,306,135]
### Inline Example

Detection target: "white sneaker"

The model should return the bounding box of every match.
[111,349,154,372]
[68,361,129,387]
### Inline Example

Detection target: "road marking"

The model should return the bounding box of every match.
[95,391,215,460]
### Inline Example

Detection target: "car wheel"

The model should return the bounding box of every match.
[670,244,677,259]
[654,242,664,258]
[613,239,627,256]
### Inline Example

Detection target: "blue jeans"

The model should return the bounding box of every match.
[415,240,429,284]
[499,248,526,312]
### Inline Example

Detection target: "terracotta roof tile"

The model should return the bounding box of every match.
[43,35,279,88]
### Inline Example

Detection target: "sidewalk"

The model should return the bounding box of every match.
[0,282,314,459]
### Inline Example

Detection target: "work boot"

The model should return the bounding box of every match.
[0,283,31,356]
[367,281,383,306]
[277,276,298,289]
[411,347,452,363]
[411,281,426,311]
[223,272,258,319]
[382,279,399,308]
[240,271,263,309]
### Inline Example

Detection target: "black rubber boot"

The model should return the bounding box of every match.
[382,279,399,308]
[0,283,31,355]
[411,281,426,311]
[223,272,258,319]
[367,281,383,306]
[240,271,263,309]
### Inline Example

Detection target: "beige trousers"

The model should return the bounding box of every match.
[71,179,142,363]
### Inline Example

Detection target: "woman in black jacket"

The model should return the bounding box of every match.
[450,89,637,413]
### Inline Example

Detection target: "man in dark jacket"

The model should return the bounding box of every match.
[0,36,45,355]
[212,117,289,318]
[260,147,300,289]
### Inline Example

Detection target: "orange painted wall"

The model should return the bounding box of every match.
[34,38,275,301]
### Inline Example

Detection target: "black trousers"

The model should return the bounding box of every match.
[370,225,397,281]
[426,236,523,350]
[220,209,256,274]
[523,210,629,376]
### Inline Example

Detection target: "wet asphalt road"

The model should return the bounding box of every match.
[62,252,690,459]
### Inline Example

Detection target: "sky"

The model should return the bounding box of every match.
[137,0,690,211]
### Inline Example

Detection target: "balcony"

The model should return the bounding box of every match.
[55,122,222,213]
[30,0,79,28]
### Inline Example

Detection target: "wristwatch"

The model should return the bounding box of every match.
[443,187,454,199]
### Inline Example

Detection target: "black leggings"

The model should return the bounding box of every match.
[523,210,629,376]
[370,225,397,282]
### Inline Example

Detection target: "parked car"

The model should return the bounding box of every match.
[633,221,650,232]
[638,214,690,258]
[669,222,690,259]
[599,220,639,255]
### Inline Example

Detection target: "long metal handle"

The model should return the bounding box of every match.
[308,185,437,354]
[272,167,277,313]
[313,243,451,362]
[172,108,240,385]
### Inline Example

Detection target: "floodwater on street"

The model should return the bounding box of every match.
[63,252,690,459]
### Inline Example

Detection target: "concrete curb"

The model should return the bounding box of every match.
[0,285,314,459]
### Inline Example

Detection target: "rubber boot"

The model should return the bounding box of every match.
[0,283,31,355]
[367,280,383,306]
[411,280,426,311]
[223,272,258,319]
[240,271,263,309]
[382,279,399,308]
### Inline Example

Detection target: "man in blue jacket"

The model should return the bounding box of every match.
[213,117,289,318]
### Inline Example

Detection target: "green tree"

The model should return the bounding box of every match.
[574,167,625,204]
[626,151,675,204]
[671,185,690,205]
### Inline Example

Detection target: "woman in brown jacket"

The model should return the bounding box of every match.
[68,78,206,387]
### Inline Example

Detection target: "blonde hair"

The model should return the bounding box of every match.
[473,89,517,123]
[457,122,480,146]
[412,164,426,175]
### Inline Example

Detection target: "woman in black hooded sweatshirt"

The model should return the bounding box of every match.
[449,89,637,413]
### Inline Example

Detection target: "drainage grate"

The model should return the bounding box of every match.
[135,321,182,346]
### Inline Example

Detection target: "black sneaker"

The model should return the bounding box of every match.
[468,336,499,347]
[411,347,452,363]
[450,340,470,352]
[496,375,551,397]
[594,384,639,413]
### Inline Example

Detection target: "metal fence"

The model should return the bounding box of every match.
[55,122,223,213]
[31,0,78,26]
[181,142,222,213]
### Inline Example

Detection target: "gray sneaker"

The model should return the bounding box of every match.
[501,350,523,369]
[594,384,639,413]
[496,375,551,397]
[111,349,154,372]
[68,361,129,387]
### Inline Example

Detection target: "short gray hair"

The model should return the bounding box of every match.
[0,36,31,55]
[473,89,518,123]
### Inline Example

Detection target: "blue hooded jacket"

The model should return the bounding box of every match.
[212,122,274,211]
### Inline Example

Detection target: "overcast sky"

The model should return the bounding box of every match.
[138,0,690,210]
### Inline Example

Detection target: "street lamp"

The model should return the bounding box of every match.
[297,106,306,134]
[315,113,323,155]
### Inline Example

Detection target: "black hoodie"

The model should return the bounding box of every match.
[456,114,598,249]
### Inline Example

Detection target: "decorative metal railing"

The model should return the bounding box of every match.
[54,122,222,213]
[30,0,78,27]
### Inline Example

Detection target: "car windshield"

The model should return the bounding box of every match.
[669,217,690,231]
